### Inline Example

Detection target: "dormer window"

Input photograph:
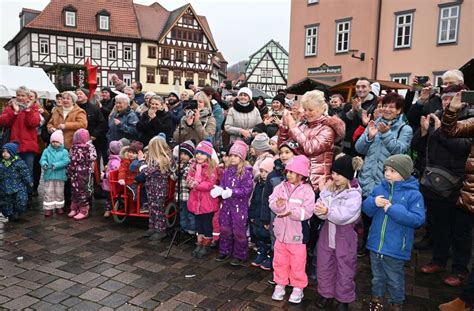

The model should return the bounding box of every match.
[63,5,77,27]
[97,10,110,31]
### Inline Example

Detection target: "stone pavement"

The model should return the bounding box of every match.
[0,198,468,310]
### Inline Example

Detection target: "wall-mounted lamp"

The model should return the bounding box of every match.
[351,52,365,61]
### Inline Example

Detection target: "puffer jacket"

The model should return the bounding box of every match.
[355,114,412,197]
[0,156,32,194]
[362,177,425,261]
[269,181,315,244]
[39,144,70,181]
[107,107,139,143]
[117,158,137,185]
[442,108,474,211]
[101,154,121,191]
[0,102,41,153]
[47,105,88,149]
[219,165,254,212]
[186,160,219,214]
[224,101,262,143]
[279,115,345,192]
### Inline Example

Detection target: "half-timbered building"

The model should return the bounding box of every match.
[245,40,289,97]
[4,0,140,90]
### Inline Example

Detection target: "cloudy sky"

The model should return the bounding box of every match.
[0,0,291,66]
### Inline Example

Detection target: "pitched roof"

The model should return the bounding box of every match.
[134,2,170,41]
[216,51,227,63]
[248,39,289,60]
[25,0,140,39]
[245,50,287,84]
[197,15,217,50]
[20,8,41,15]
[158,3,188,40]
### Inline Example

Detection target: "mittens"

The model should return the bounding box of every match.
[210,185,224,198]
[221,188,233,200]
[118,179,125,186]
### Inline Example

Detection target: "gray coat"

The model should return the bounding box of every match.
[224,106,262,143]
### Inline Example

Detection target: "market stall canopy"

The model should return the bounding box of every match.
[460,58,473,90]
[330,78,410,100]
[0,65,59,100]
[286,77,335,95]
[249,87,271,99]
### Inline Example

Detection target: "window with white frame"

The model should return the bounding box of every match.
[394,13,413,48]
[123,74,132,86]
[91,43,100,59]
[99,15,109,31]
[336,20,351,53]
[108,45,116,60]
[438,5,460,44]
[75,42,84,57]
[123,46,132,61]
[57,40,67,56]
[65,11,76,27]
[305,26,318,56]
[261,70,273,78]
[39,38,49,54]
[108,74,115,87]
[391,75,410,85]
[308,0,319,4]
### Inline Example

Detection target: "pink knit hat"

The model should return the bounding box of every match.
[285,155,310,177]
[259,157,274,173]
[109,140,122,155]
[229,140,249,160]
[195,140,214,158]
[50,130,64,145]
[72,128,90,145]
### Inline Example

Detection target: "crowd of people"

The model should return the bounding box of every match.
[0,70,472,311]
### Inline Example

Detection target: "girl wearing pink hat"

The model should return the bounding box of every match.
[269,154,315,304]
[212,140,254,266]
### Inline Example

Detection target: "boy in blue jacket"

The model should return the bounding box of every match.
[362,154,425,311]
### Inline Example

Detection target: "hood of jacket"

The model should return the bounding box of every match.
[307,115,345,143]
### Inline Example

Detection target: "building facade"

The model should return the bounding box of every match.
[245,40,288,97]
[4,0,140,90]
[288,0,473,87]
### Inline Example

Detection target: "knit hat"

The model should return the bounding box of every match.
[229,140,249,160]
[109,140,122,155]
[76,87,90,98]
[259,157,275,173]
[441,84,468,99]
[332,154,363,181]
[180,140,195,158]
[384,154,413,180]
[119,138,131,147]
[252,123,267,134]
[279,140,299,154]
[270,136,278,144]
[251,133,271,152]
[285,155,310,177]
[155,133,167,142]
[127,140,144,153]
[72,129,90,145]
[195,140,214,158]
[168,91,179,99]
[2,142,19,156]
[145,91,156,98]
[272,95,286,107]
[237,87,253,99]
[50,130,64,145]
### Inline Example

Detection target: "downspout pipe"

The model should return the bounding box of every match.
[374,0,382,79]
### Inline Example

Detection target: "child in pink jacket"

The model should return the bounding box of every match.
[269,155,315,304]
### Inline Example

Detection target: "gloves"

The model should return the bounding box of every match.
[210,185,224,198]
[221,187,233,200]
[118,179,125,186]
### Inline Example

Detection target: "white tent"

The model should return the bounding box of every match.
[0,65,59,100]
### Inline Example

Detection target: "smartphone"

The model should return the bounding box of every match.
[414,76,430,92]
[461,91,474,103]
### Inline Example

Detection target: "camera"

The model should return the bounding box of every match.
[182,99,198,111]
[185,80,195,90]
[224,80,232,90]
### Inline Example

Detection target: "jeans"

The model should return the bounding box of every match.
[427,198,472,274]
[180,201,195,233]
[370,252,405,304]
[195,212,214,238]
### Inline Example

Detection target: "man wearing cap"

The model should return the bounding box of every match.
[167,91,185,126]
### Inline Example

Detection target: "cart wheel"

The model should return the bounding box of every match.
[165,201,178,228]
[112,198,127,224]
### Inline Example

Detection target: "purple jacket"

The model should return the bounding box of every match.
[101,154,121,191]
[316,186,362,248]
[269,181,315,244]
[220,165,254,211]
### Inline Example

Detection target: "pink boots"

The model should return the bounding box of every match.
[67,203,88,220]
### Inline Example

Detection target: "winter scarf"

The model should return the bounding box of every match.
[233,101,255,113]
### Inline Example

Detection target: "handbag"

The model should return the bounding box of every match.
[420,165,461,198]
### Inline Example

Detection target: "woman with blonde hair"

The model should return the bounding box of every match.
[173,92,216,144]
[138,134,172,241]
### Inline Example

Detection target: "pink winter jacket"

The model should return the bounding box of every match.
[269,181,316,244]
[186,161,219,215]
[279,115,345,192]
[101,154,121,191]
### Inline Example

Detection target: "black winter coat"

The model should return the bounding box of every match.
[136,110,175,145]
[406,93,442,133]
[77,102,107,142]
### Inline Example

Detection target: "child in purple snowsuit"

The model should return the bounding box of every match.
[214,140,253,266]
[314,154,363,309]
[67,129,97,220]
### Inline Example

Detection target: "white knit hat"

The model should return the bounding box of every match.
[237,87,253,99]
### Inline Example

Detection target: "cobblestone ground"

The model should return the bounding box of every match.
[0,196,469,310]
